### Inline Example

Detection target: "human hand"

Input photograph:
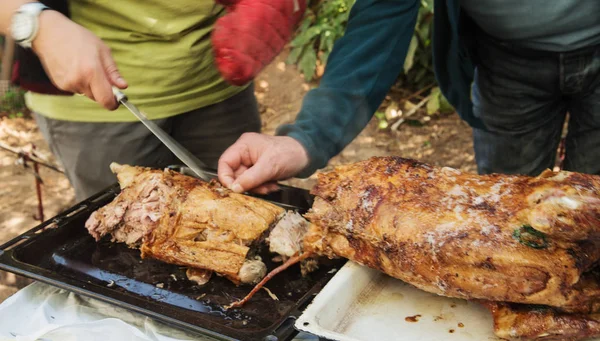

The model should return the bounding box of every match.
[32,11,127,109]
[218,133,310,194]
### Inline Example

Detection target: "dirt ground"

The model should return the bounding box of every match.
[0,52,475,302]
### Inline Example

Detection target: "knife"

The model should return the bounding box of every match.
[112,87,212,182]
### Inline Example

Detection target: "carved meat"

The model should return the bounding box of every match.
[482,301,600,341]
[85,157,600,340]
[301,157,600,339]
[85,163,285,284]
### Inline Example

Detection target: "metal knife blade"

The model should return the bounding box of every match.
[112,87,212,182]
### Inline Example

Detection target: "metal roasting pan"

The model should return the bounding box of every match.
[0,166,345,341]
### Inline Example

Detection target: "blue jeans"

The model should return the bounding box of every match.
[472,30,600,175]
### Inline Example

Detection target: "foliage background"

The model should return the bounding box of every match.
[0,35,27,115]
[287,0,453,120]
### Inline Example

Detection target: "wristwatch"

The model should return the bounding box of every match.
[10,2,51,49]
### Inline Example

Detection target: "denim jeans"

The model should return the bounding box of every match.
[35,85,260,201]
[471,30,600,176]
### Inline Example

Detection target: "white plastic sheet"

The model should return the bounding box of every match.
[0,282,316,341]
[296,261,504,341]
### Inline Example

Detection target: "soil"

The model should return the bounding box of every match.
[0,51,475,302]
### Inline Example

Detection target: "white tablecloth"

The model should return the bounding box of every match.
[0,282,316,341]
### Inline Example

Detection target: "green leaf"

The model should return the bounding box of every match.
[318,30,332,51]
[321,50,331,66]
[374,111,385,119]
[287,45,305,65]
[414,68,427,83]
[378,120,389,130]
[420,0,434,10]
[439,93,454,114]
[298,15,313,33]
[290,25,322,47]
[427,92,440,115]
[426,88,441,115]
[418,21,431,43]
[403,36,419,74]
[299,48,318,81]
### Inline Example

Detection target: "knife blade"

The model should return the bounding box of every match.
[112,87,212,182]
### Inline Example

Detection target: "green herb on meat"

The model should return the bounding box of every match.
[513,225,548,249]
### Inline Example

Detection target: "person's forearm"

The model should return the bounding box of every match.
[277,0,420,177]
[0,0,35,35]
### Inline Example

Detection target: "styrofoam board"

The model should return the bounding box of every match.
[296,261,505,341]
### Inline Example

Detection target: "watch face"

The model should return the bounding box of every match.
[11,13,35,41]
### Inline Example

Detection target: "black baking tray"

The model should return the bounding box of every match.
[0,167,345,341]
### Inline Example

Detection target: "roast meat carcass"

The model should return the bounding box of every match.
[85,157,600,340]
[303,157,600,311]
[85,163,304,285]
[299,157,600,340]
[481,300,600,341]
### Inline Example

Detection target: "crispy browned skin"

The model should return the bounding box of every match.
[303,157,600,313]
[85,164,284,284]
[481,301,600,341]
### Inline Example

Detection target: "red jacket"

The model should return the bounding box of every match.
[212,0,306,86]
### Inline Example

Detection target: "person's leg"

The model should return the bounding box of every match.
[34,115,176,201]
[170,84,261,169]
[471,32,567,175]
[562,46,600,174]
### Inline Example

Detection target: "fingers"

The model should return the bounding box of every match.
[218,163,236,190]
[90,63,118,110]
[92,47,125,110]
[100,47,128,89]
[230,157,275,193]
[71,46,123,110]
[32,14,127,110]
[218,144,247,189]
[80,86,95,101]
[217,134,299,194]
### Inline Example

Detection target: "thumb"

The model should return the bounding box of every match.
[100,48,128,89]
[230,158,274,193]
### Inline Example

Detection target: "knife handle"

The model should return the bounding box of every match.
[112,86,127,102]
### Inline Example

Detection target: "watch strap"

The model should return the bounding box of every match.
[13,3,51,48]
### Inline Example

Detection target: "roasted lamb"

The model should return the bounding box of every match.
[482,300,600,341]
[86,157,600,340]
[85,163,302,285]
[299,157,600,340]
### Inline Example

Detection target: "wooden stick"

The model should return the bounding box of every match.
[0,37,15,82]
[391,94,431,131]
[0,141,64,173]
[226,252,312,309]
[33,161,44,221]
[402,82,435,102]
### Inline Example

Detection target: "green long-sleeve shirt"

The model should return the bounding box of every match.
[277,0,481,177]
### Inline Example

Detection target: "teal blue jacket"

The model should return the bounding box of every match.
[277,0,485,176]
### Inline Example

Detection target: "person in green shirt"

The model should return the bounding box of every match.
[2,0,261,200]
[218,0,600,194]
